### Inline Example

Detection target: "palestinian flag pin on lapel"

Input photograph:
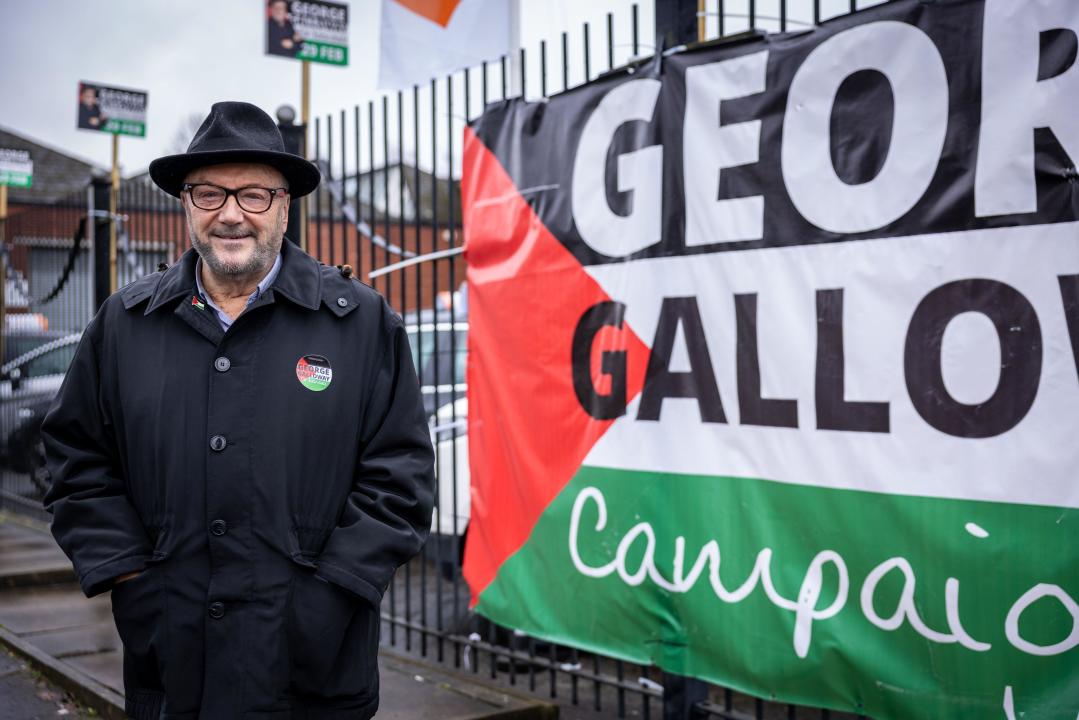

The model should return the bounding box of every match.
[296,355,332,392]
[191,295,206,310]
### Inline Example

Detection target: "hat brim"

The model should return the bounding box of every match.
[149,149,321,199]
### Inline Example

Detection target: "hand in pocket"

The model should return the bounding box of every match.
[288,571,359,695]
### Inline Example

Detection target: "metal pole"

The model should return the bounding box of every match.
[300,60,311,252]
[506,0,522,96]
[0,183,7,364]
[653,10,709,717]
[92,174,112,310]
[109,133,119,294]
[276,107,304,246]
[655,0,698,50]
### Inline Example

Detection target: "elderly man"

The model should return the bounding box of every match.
[42,101,434,719]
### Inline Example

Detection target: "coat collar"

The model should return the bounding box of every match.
[142,240,322,315]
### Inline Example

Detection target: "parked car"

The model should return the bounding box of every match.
[429,396,469,577]
[405,316,470,577]
[406,319,468,416]
[0,333,81,486]
[3,312,64,367]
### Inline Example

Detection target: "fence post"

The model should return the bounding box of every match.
[662,670,709,719]
[92,173,112,309]
[0,183,7,363]
[276,105,304,247]
[656,3,711,716]
[654,0,699,50]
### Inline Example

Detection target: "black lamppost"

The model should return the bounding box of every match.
[276,104,304,247]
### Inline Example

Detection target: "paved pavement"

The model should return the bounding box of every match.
[0,645,96,719]
[0,514,556,719]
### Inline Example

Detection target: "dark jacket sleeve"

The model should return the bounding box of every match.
[41,313,153,597]
[314,301,435,607]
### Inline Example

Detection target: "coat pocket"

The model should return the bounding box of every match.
[287,571,378,699]
[110,566,166,692]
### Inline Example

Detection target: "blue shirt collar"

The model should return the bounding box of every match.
[195,252,282,331]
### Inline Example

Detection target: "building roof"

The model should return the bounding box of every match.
[0,125,106,205]
[315,161,461,224]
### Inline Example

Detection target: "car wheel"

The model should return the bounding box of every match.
[29,438,50,495]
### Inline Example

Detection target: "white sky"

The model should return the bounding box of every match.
[2,0,857,178]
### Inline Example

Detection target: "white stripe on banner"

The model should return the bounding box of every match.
[584,221,1079,510]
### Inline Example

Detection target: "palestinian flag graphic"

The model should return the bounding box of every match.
[460,1,1079,718]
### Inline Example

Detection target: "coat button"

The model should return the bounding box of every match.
[214,357,231,372]
[336,297,348,307]
[208,602,225,619]
[210,519,227,536]
[209,435,227,452]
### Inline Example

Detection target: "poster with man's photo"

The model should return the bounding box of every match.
[76,82,148,137]
[265,0,348,66]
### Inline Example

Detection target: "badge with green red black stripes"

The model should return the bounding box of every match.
[295,355,332,392]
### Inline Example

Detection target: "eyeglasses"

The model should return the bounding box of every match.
[182,183,288,214]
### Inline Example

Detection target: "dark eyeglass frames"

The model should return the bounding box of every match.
[182,183,288,214]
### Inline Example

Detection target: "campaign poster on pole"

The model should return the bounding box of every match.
[265,0,348,66]
[76,82,148,137]
[461,0,1079,718]
[0,149,33,188]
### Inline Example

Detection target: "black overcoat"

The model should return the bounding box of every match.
[42,241,434,719]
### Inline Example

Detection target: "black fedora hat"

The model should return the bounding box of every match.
[149,101,320,198]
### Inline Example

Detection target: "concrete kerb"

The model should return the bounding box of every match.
[0,565,76,590]
[0,626,560,720]
[379,647,560,720]
[0,514,559,719]
[0,623,127,719]
[0,509,50,532]
[0,510,76,589]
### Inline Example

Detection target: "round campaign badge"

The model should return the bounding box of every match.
[295,355,332,392]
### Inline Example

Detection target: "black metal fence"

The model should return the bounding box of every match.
[1,188,92,522]
[0,178,181,522]
[308,1,878,718]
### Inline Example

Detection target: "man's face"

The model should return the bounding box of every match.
[270,1,288,22]
[182,163,290,281]
[80,88,96,106]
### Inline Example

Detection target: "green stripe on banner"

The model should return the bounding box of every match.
[297,41,347,66]
[103,119,145,137]
[0,171,31,187]
[476,466,1079,719]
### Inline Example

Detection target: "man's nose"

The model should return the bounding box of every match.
[217,195,245,223]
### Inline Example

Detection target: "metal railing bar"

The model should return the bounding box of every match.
[382,95,392,301]
[699,11,813,28]
[327,112,335,266]
[367,246,462,280]
[312,160,413,261]
[446,70,462,669]
[540,40,548,98]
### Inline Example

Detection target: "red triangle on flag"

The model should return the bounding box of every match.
[461,127,651,606]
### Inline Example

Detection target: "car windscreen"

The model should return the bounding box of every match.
[22,344,77,379]
[408,328,466,386]
[3,334,61,366]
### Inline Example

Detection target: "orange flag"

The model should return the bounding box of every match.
[379,0,513,89]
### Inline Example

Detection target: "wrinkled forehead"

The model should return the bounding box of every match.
[183,163,287,189]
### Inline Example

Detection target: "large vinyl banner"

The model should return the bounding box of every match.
[460,1,1079,717]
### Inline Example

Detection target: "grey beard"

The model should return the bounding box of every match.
[190,230,279,277]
